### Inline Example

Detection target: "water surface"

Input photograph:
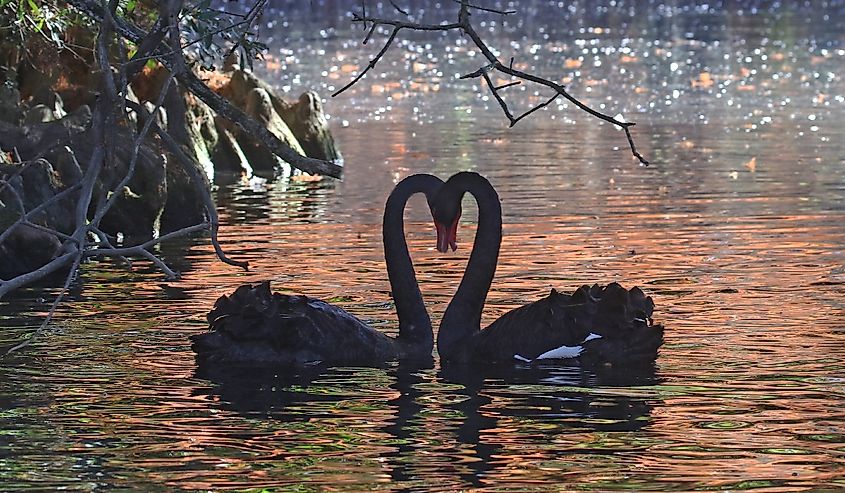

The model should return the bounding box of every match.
[2,1,845,490]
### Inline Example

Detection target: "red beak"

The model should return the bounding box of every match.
[435,218,459,253]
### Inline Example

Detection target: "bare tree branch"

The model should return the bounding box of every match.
[0,5,222,306]
[338,0,649,164]
[67,0,344,177]
[452,0,515,15]
[1,253,82,357]
[2,1,260,306]
[333,25,401,97]
[153,126,249,271]
[182,9,259,52]
[83,221,209,280]
[0,251,78,299]
[123,17,168,80]
[87,222,209,257]
[88,227,131,267]
[389,1,408,16]
[0,158,43,196]
[91,74,173,229]
[0,177,77,247]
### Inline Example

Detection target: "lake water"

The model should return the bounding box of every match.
[2,1,845,490]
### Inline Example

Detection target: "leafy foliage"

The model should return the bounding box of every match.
[0,0,73,49]
[181,0,268,71]
[0,0,269,71]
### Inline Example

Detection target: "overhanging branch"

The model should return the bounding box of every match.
[338,0,649,164]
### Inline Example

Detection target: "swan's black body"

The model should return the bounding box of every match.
[191,174,444,367]
[194,282,405,366]
[433,172,664,367]
[453,283,663,366]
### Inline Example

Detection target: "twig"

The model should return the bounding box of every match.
[388,1,408,16]
[333,26,401,97]
[221,0,268,62]
[493,80,521,91]
[510,93,559,126]
[451,0,515,15]
[154,127,248,271]
[85,222,208,277]
[333,15,461,99]
[181,12,259,52]
[0,180,76,243]
[87,221,208,256]
[135,248,178,279]
[123,17,168,80]
[73,56,108,234]
[18,221,75,243]
[88,227,132,267]
[0,158,41,195]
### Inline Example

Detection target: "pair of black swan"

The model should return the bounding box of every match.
[191,172,664,368]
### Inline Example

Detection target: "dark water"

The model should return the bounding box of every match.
[2,1,845,490]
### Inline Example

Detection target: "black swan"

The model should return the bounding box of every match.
[191,174,444,367]
[432,171,664,367]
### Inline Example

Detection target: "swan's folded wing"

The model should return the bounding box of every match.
[471,284,663,366]
[194,282,398,366]
[472,291,594,362]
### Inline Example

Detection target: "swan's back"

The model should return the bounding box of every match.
[191,282,398,367]
[466,283,664,367]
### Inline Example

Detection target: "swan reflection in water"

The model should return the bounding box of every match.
[437,363,661,487]
[192,362,661,487]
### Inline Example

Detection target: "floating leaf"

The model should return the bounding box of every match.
[744,156,757,172]
[691,71,714,89]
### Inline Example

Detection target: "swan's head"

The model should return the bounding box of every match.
[432,171,490,253]
[432,194,461,253]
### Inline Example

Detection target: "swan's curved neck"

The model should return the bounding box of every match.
[437,173,502,360]
[383,175,440,354]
